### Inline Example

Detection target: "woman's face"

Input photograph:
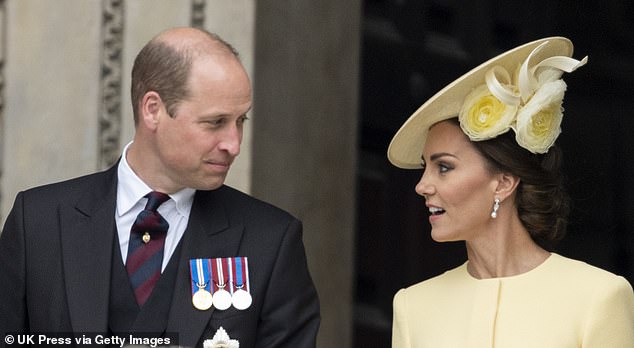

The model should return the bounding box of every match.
[416,121,500,242]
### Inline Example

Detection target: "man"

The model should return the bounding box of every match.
[0,27,320,347]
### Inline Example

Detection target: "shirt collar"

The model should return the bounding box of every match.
[117,142,195,216]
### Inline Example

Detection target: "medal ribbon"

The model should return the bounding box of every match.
[189,258,211,294]
[211,258,229,293]
[227,258,235,295]
[232,257,250,293]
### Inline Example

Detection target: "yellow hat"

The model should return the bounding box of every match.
[387,37,587,169]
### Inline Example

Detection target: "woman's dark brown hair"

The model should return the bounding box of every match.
[449,118,569,249]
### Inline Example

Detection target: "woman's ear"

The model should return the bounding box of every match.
[139,91,163,130]
[495,172,520,201]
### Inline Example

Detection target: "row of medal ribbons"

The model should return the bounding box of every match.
[189,257,252,311]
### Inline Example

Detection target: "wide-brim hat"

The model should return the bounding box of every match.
[387,37,574,169]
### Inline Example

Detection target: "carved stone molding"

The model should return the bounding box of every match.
[192,0,206,28]
[99,0,124,169]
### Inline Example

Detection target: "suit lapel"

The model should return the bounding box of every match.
[60,168,117,332]
[166,189,244,347]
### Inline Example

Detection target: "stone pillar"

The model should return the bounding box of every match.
[2,0,103,219]
[0,0,5,223]
[251,1,361,346]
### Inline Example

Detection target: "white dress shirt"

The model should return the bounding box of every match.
[115,142,195,271]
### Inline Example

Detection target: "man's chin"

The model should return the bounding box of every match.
[195,177,227,191]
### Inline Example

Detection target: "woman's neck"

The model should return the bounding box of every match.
[465,216,550,279]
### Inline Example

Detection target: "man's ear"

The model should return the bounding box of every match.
[139,91,163,130]
[495,172,520,201]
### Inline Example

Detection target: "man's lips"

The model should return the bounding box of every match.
[204,160,232,171]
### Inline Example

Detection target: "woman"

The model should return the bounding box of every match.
[388,37,634,347]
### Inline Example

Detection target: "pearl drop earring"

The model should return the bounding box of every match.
[491,197,500,219]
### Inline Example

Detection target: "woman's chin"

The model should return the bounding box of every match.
[430,230,460,243]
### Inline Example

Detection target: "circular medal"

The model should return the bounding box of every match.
[212,288,232,310]
[192,289,213,310]
[232,289,252,310]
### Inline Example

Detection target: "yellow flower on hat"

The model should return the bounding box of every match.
[458,41,587,153]
[459,84,517,140]
[514,79,566,153]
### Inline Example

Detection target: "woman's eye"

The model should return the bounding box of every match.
[439,163,452,173]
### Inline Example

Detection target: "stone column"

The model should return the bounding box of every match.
[0,0,5,222]
[252,1,361,346]
[2,0,103,219]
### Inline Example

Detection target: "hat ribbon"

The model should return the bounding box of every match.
[485,41,588,108]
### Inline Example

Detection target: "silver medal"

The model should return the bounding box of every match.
[232,288,252,310]
[213,288,232,310]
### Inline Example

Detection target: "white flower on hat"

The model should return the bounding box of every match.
[514,79,566,153]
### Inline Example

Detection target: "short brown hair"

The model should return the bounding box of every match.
[130,30,239,124]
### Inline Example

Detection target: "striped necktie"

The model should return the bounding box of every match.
[125,191,170,306]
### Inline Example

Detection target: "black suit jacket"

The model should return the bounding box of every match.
[0,165,320,347]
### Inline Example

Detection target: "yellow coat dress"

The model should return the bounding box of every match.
[392,253,634,347]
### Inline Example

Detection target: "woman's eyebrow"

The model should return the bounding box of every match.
[429,152,458,162]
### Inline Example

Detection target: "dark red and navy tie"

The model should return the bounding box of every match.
[125,191,170,306]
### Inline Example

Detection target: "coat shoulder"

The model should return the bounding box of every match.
[16,167,117,205]
[210,185,298,224]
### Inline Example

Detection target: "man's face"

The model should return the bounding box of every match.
[153,55,252,192]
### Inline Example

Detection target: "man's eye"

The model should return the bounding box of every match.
[206,119,225,127]
[238,115,249,125]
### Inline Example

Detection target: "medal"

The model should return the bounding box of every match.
[231,257,252,310]
[192,286,213,310]
[191,256,253,311]
[232,288,252,310]
[212,287,232,310]
[212,258,232,310]
[189,259,213,311]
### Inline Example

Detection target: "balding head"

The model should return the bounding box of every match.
[130,27,241,124]
[155,27,239,58]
